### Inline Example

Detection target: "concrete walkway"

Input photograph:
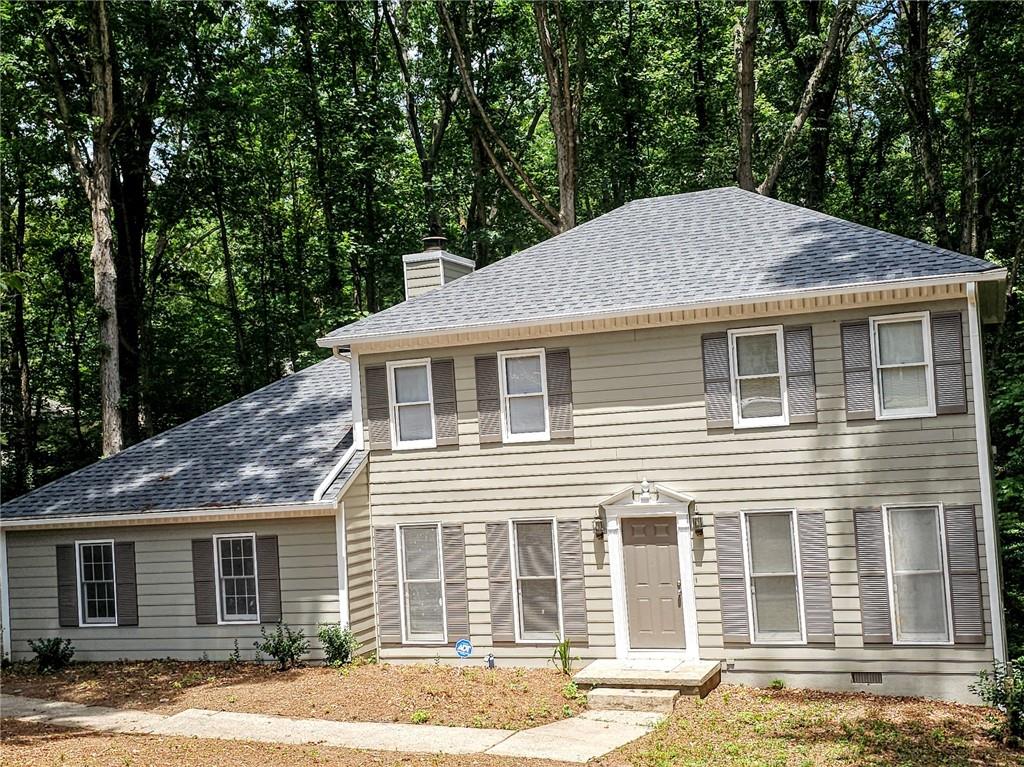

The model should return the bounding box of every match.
[1,693,661,763]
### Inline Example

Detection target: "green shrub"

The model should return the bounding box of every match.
[769,678,786,690]
[254,624,309,671]
[410,709,430,724]
[28,637,74,672]
[550,634,578,676]
[317,623,360,667]
[971,658,1024,745]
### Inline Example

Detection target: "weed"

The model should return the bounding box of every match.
[561,681,582,701]
[410,709,431,724]
[971,657,1024,745]
[562,703,574,718]
[769,678,786,690]
[550,634,578,676]
[28,637,74,673]
[227,639,241,665]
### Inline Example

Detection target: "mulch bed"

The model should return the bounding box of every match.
[0,718,570,767]
[1,660,586,730]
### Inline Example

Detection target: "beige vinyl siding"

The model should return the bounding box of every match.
[7,516,342,662]
[344,468,376,655]
[359,298,995,694]
[405,260,442,299]
[442,260,473,284]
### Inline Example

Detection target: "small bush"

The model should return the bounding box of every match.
[228,639,242,665]
[551,634,578,676]
[317,623,360,667]
[971,658,1024,745]
[28,637,74,672]
[410,709,430,724]
[254,624,309,671]
[769,678,786,690]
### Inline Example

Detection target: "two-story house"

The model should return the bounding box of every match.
[0,188,1007,704]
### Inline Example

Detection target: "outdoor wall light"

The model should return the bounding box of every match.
[593,516,606,539]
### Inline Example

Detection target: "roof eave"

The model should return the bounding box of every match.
[317,268,1007,349]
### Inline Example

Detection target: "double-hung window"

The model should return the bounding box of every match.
[388,359,435,449]
[870,313,935,419]
[498,350,549,442]
[728,326,788,428]
[215,533,259,623]
[883,505,952,644]
[742,511,803,643]
[78,541,117,625]
[398,524,446,642]
[512,520,562,641]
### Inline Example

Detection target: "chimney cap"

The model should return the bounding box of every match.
[422,235,448,252]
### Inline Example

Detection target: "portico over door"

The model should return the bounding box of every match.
[599,481,701,661]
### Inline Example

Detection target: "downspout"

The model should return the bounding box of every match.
[966,281,1006,663]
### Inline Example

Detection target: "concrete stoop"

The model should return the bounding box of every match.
[576,659,722,713]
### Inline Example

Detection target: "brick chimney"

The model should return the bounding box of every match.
[402,236,475,300]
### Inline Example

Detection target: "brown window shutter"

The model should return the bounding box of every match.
[431,359,459,446]
[373,526,402,644]
[943,505,985,644]
[191,538,217,625]
[115,542,139,627]
[545,349,574,439]
[701,333,733,429]
[931,312,968,415]
[853,508,892,644]
[841,321,875,420]
[486,522,515,642]
[475,355,502,444]
[797,511,833,643]
[365,365,392,450]
[256,535,282,623]
[715,513,750,643]
[442,524,470,642]
[557,519,588,644]
[56,544,79,627]
[785,327,817,423]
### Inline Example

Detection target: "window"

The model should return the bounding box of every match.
[215,534,259,623]
[388,359,435,449]
[884,506,952,644]
[512,520,561,641]
[77,541,116,625]
[742,512,803,642]
[498,350,549,442]
[728,326,788,428]
[399,524,446,642]
[870,313,935,419]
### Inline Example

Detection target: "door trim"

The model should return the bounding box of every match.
[605,499,699,662]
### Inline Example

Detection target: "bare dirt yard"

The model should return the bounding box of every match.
[1,659,586,730]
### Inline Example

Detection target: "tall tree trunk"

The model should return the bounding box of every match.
[693,0,710,152]
[736,0,759,191]
[55,246,87,453]
[211,177,247,391]
[902,0,952,249]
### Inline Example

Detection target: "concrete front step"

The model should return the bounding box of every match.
[587,687,679,714]
[574,659,722,698]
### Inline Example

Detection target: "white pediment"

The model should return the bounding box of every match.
[598,480,695,510]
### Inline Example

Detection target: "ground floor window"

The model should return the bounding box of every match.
[885,505,951,643]
[78,541,116,625]
[216,534,259,622]
[512,520,561,641]
[743,511,802,642]
[399,524,445,642]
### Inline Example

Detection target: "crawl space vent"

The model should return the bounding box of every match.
[851,672,883,685]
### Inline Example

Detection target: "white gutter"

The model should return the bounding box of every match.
[313,443,359,502]
[317,269,1007,348]
[0,500,338,530]
[966,281,1007,663]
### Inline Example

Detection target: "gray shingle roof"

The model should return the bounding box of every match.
[321,187,1001,345]
[1,356,358,521]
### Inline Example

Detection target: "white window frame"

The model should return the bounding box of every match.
[396,522,448,644]
[728,325,790,429]
[739,510,806,644]
[497,349,550,443]
[387,358,436,450]
[213,533,260,625]
[882,504,954,646]
[510,518,564,644]
[75,539,117,627]
[870,311,936,420]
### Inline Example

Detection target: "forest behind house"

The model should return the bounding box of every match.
[2,0,1023,653]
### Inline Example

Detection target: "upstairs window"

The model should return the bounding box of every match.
[512,520,561,641]
[884,506,951,644]
[399,524,446,642]
[498,350,549,442]
[216,534,259,623]
[743,512,803,643]
[871,313,935,419]
[388,359,436,449]
[728,326,789,428]
[78,541,117,625]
